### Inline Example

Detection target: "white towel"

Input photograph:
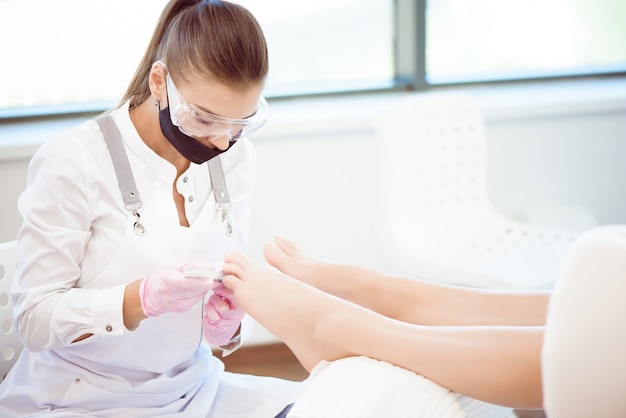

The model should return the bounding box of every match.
[288,356,514,418]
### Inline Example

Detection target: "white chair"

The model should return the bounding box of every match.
[0,240,22,380]
[375,93,589,290]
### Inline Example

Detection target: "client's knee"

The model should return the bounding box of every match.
[542,225,626,417]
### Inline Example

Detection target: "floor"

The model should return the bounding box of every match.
[216,341,308,382]
[216,342,547,418]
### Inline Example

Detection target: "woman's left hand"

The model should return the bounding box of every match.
[202,283,245,346]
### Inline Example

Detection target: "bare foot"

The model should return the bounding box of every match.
[263,236,374,305]
[263,236,326,288]
[222,251,356,371]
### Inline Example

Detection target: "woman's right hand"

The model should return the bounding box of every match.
[139,261,219,317]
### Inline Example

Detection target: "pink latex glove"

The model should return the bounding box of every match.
[202,283,245,346]
[140,262,219,317]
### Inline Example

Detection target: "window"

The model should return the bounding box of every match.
[0,0,170,112]
[241,0,395,96]
[0,0,624,116]
[425,0,626,84]
[0,0,394,114]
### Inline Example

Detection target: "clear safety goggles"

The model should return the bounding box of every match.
[164,67,270,141]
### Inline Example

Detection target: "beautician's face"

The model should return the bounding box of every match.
[164,71,265,150]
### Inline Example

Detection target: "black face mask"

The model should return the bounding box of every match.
[158,105,234,164]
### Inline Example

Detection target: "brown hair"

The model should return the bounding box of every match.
[119,0,268,108]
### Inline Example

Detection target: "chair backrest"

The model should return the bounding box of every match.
[376,93,490,220]
[374,93,583,289]
[0,240,22,380]
[375,93,498,251]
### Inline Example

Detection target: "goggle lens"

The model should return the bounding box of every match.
[166,72,269,141]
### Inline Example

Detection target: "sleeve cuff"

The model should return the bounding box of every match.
[90,284,127,337]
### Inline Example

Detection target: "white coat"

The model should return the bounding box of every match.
[0,102,301,417]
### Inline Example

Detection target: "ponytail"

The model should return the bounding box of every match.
[118,0,268,108]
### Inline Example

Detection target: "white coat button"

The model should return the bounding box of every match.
[74,378,81,384]
[105,325,113,332]
[183,176,189,183]
[188,196,194,203]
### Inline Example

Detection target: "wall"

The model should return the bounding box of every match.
[2,78,626,343]
[248,79,626,270]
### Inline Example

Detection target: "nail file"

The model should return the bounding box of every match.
[184,269,224,282]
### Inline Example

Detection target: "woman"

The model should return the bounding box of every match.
[0,1,300,416]
[222,226,626,417]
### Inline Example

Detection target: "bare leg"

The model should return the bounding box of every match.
[264,236,549,326]
[223,250,544,409]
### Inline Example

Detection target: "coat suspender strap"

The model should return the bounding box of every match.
[95,115,233,237]
[96,115,145,236]
[208,157,234,237]
[96,115,142,209]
